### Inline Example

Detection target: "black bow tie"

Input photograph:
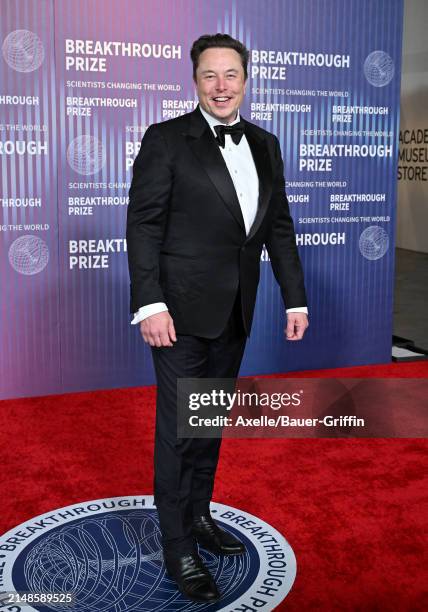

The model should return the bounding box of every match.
[214,122,245,148]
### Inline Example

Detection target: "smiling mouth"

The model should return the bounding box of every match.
[212,96,232,103]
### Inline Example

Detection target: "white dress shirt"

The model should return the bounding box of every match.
[131,107,307,324]
[202,107,260,234]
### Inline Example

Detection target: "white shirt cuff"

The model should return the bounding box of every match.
[286,307,308,315]
[131,303,306,325]
[131,302,168,325]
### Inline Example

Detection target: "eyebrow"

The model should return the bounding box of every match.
[200,68,239,75]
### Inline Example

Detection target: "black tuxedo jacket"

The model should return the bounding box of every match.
[126,106,307,338]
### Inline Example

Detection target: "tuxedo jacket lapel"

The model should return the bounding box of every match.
[185,109,246,232]
[243,120,273,242]
[184,108,273,239]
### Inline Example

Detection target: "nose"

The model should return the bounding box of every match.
[215,77,227,91]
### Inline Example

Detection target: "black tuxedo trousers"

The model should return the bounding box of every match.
[152,293,246,555]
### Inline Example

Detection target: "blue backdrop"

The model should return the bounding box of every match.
[0,0,404,399]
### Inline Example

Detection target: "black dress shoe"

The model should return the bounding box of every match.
[164,551,220,603]
[192,514,246,555]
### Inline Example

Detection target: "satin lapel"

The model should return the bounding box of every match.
[185,110,245,232]
[244,122,273,242]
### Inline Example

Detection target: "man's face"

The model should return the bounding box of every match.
[194,47,247,124]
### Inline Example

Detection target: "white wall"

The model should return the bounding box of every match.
[397,0,428,253]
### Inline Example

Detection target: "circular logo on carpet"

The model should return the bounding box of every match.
[0,496,296,611]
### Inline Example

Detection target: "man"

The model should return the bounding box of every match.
[127,33,308,603]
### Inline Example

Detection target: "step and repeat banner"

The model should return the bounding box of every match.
[0,0,404,399]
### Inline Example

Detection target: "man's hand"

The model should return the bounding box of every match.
[140,311,177,347]
[285,312,309,341]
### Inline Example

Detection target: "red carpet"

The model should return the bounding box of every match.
[1,362,427,610]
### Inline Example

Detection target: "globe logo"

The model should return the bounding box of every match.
[13,509,256,611]
[364,51,394,87]
[8,234,49,275]
[67,135,106,175]
[2,29,44,73]
[359,226,389,260]
[2,497,296,611]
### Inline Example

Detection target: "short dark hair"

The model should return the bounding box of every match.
[190,33,249,80]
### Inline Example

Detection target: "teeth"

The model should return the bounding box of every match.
[214,97,229,101]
